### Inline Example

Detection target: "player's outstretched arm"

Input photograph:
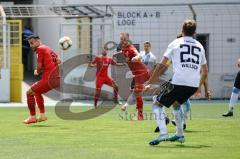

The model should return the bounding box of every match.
[112,51,127,65]
[131,54,142,62]
[113,51,123,55]
[114,59,126,66]
[88,56,97,67]
[88,60,96,67]
[110,57,126,66]
[88,63,96,67]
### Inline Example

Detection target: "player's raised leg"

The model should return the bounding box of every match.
[121,80,135,111]
[121,93,135,111]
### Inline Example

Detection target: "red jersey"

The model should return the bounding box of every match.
[121,44,148,76]
[92,55,116,77]
[36,44,59,79]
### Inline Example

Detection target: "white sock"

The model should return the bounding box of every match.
[229,92,238,112]
[162,107,167,118]
[152,105,168,135]
[181,106,187,125]
[182,100,190,123]
[124,93,135,107]
[173,107,184,137]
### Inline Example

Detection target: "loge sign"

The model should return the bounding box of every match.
[117,11,161,26]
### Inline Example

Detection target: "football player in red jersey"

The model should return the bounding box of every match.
[90,48,124,108]
[23,35,61,124]
[119,32,150,120]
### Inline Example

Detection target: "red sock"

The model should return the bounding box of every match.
[35,94,45,113]
[136,96,143,120]
[27,94,36,116]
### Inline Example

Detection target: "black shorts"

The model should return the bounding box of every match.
[157,84,198,108]
[234,71,240,89]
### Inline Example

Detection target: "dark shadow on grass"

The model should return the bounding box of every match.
[29,124,55,128]
[184,130,210,133]
[59,127,70,130]
[151,144,211,149]
[175,144,211,148]
[55,98,117,120]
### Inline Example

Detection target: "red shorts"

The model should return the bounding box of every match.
[31,76,60,94]
[96,76,114,90]
[133,71,150,93]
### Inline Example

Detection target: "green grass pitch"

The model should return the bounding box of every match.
[0,102,240,159]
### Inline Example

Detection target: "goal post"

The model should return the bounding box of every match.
[0,7,10,102]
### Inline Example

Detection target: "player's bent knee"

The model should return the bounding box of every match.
[26,88,35,96]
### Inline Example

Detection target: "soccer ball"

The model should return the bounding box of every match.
[59,36,72,50]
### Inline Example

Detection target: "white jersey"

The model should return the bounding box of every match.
[139,51,156,70]
[163,36,207,87]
